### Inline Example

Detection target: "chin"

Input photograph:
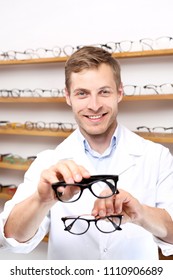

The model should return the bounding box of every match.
[85,128,106,136]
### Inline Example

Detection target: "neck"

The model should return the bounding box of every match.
[82,129,116,154]
[88,136,112,154]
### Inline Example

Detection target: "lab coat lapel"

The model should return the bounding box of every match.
[107,124,144,176]
[107,145,136,176]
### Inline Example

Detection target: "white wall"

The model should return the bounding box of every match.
[0,0,173,259]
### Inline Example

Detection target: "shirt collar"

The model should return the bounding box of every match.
[77,126,119,158]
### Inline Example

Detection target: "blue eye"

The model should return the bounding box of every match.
[76,91,88,98]
[100,89,111,96]
[78,91,86,96]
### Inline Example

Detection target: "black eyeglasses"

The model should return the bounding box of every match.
[52,175,119,203]
[61,214,123,235]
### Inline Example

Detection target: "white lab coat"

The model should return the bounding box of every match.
[1,124,173,259]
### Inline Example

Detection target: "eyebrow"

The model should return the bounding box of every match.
[73,86,112,93]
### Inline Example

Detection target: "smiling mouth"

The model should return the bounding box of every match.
[86,113,107,120]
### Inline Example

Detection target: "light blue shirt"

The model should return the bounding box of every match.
[78,128,117,173]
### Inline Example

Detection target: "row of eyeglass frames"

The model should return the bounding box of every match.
[136,126,173,133]
[0,121,77,132]
[1,121,172,134]
[0,84,173,98]
[0,36,173,61]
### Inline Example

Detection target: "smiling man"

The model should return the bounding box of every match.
[1,46,173,260]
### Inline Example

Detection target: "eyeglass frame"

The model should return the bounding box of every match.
[61,214,123,235]
[0,184,17,192]
[139,36,173,51]
[52,174,119,203]
[143,83,173,95]
[136,126,173,133]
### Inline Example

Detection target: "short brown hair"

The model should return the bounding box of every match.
[65,46,121,92]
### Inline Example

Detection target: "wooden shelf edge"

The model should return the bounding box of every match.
[0,56,67,65]
[112,48,173,59]
[134,131,173,143]
[0,97,66,103]
[123,94,173,101]
[0,193,13,200]
[0,128,72,137]
[0,94,173,103]
[0,128,172,143]
[0,162,30,171]
[0,49,173,66]
[43,235,49,243]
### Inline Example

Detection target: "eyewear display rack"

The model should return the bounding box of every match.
[0,48,173,201]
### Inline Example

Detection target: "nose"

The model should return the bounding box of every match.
[87,95,102,112]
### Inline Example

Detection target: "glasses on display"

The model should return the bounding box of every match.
[61,214,123,235]
[0,47,62,61]
[123,85,141,96]
[24,47,62,59]
[0,89,21,98]
[1,153,36,164]
[31,88,65,97]
[101,40,134,53]
[0,153,11,161]
[0,88,65,98]
[139,36,173,51]
[25,121,77,132]
[52,175,119,203]
[0,121,24,129]
[0,50,28,60]
[143,83,173,95]
[0,184,17,193]
[136,126,173,133]
[0,121,10,128]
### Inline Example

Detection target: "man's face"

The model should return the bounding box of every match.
[65,63,123,138]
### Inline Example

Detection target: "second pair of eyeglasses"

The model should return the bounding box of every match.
[52,175,123,235]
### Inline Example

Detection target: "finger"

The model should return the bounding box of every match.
[112,194,123,214]
[92,198,107,217]
[53,160,90,183]
[105,197,115,215]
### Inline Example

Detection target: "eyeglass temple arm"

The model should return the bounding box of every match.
[62,216,79,232]
[107,216,122,231]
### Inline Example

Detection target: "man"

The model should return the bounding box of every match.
[0,46,173,259]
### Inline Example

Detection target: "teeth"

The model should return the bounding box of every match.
[88,115,102,119]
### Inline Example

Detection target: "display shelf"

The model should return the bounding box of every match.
[43,235,49,243]
[0,193,13,200]
[123,94,173,101]
[0,161,30,171]
[0,127,72,137]
[0,49,173,66]
[0,56,67,65]
[0,188,16,200]
[0,97,66,103]
[0,128,173,143]
[112,48,173,59]
[134,131,173,143]
[1,94,173,103]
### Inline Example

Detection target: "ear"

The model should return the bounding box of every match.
[117,82,123,103]
[65,88,72,107]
